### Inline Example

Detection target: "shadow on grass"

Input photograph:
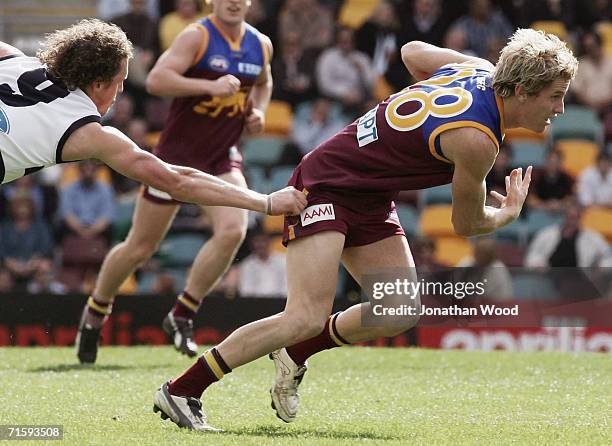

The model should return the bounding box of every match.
[223,424,399,441]
[28,363,175,373]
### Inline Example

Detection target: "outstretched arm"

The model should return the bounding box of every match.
[401,41,494,81]
[62,124,307,215]
[441,128,532,236]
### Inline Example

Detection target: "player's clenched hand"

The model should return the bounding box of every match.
[245,107,265,134]
[211,74,241,97]
[267,187,308,216]
[490,166,532,219]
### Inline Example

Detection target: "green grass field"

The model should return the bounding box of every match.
[1,346,610,445]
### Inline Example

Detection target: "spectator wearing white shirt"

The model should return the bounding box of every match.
[570,30,612,116]
[98,0,159,20]
[577,151,612,208]
[280,98,348,165]
[239,232,287,298]
[525,202,610,267]
[316,27,376,116]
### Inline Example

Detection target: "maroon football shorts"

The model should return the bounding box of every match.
[282,170,405,248]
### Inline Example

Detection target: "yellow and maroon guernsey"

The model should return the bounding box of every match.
[154,15,270,175]
[293,62,506,214]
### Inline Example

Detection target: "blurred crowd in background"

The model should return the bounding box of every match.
[0,0,611,299]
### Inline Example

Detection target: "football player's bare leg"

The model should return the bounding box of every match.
[215,230,346,368]
[335,235,421,342]
[182,170,248,304]
[86,194,178,326]
[282,235,419,366]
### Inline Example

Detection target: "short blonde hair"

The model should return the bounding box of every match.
[492,28,578,97]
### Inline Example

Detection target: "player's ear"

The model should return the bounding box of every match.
[514,85,527,102]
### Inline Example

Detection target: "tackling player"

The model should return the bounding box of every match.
[0,19,305,288]
[75,0,276,363]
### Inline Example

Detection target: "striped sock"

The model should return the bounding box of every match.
[171,290,200,319]
[168,347,231,399]
[286,312,350,366]
[83,296,113,328]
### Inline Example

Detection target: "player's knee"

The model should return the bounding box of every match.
[214,221,247,248]
[124,238,159,264]
[284,314,326,344]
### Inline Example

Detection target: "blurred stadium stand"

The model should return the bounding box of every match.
[1,0,97,54]
[0,0,609,297]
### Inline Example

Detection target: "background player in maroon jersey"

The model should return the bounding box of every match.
[76,0,275,363]
[152,29,578,431]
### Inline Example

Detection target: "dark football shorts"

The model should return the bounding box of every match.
[282,169,405,248]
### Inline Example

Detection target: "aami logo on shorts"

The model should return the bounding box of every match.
[300,204,335,227]
[0,106,10,134]
[208,55,230,72]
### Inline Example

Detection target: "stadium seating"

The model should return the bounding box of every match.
[60,234,110,293]
[525,209,563,239]
[245,166,269,193]
[60,163,112,186]
[597,21,612,56]
[157,234,207,268]
[263,215,285,234]
[338,0,381,29]
[396,190,420,207]
[555,139,600,178]
[419,205,454,237]
[419,184,453,207]
[2,0,96,53]
[241,136,286,168]
[268,166,296,191]
[264,100,293,135]
[530,20,569,42]
[606,115,612,145]
[112,199,136,242]
[495,218,528,244]
[550,105,603,142]
[137,268,187,294]
[144,98,170,131]
[433,236,473,266]
[374,75,394,101]
[510,141,547,168]
[117,274,137,295]
[269,235,286,253]
[145,131,161,148]
[581,207,612,243]
[495,241,525,267]
[294,100,349,124]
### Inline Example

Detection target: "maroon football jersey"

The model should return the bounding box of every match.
[296,63,505,213]
[154,16,270,173]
